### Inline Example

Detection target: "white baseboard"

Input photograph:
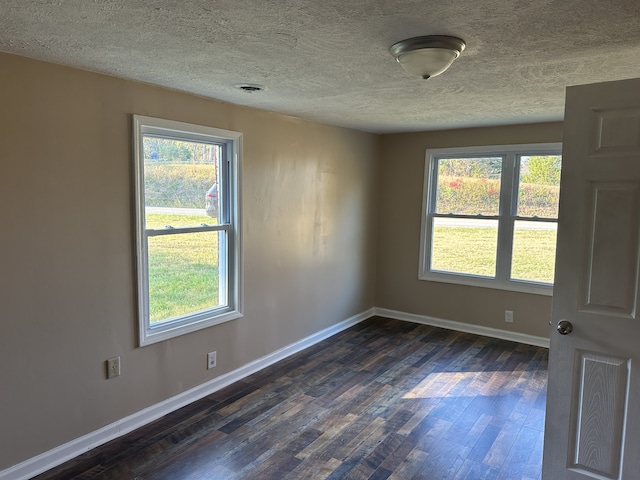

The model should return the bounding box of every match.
[0,308,375,480]
[2,306,548,480]
[374,307,550,348]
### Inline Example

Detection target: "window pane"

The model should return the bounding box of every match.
[147,231,226,324]
[143,136,221,225]
[431,217,498,277]
[511,220,557,284]
[517,155,562,218]
[435,157,502,215]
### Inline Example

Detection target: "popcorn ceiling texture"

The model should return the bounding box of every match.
[2,0,640,133]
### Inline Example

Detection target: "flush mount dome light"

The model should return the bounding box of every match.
[390,35,465,79]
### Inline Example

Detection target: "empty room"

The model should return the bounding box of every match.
[2,1,640,479]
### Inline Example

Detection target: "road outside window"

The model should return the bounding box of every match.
[419,144,561,295]
[133,116,242,345]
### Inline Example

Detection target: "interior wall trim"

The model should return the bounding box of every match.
[374,307,550,348]
[1,306,549,480]
[0,308,375,480]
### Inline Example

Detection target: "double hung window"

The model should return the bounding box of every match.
[133,116,242,345]
[419,143,562,294]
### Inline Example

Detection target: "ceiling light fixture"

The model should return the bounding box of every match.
[390,35,465,80]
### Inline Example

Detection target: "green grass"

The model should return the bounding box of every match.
[432,226,557,283]
[144,215,556,323]
[145,213,222,323]
[145,213,215,230]
[511,228,558,283]
[432,226,498,277]
[144,163,216,208]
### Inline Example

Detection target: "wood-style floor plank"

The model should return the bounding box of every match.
[34,317,548,479]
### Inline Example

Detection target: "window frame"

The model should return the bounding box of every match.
[133,115,243,346]
[418,143,562,296]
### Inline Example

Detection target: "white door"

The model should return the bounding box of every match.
[542,77,640,479]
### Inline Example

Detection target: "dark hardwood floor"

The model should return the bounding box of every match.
[35,317,548,480]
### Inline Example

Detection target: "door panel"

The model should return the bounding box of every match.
[542,77,640,480]
[581,182,640,316]
[569,352,628,478]
[591,108,640,157]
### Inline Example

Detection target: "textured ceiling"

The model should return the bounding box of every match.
[2,0,640,133]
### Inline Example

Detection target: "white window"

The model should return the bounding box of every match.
[133,115,242,346]
[419,143,562,295]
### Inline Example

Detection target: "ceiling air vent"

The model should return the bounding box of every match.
[235,83,266,93]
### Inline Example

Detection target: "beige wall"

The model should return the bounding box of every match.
[0,53,379,470]
[377,123,564,338]
[0,50,565,471]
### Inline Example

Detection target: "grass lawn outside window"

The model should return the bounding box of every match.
[134,116,242,346]
[419,143,562,295]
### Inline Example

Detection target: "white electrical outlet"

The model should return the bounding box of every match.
[107,356,121,379]
[505,310,514,323]
[207,351,217,369]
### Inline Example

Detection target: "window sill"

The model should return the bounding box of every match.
[418,272,553,296]
[140,310,243,346]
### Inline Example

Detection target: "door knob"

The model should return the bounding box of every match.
[557,320,573,335]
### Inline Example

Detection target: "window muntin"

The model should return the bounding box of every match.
[420,144,561,295]
[134,116,242,345]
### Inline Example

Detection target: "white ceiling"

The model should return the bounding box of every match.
[2,0,640,133]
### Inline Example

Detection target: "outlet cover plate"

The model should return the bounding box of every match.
[107,356,121,379]
[207,351,217,369]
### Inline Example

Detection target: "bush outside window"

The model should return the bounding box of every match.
[419,143,562,295]
[133,116,243,346]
